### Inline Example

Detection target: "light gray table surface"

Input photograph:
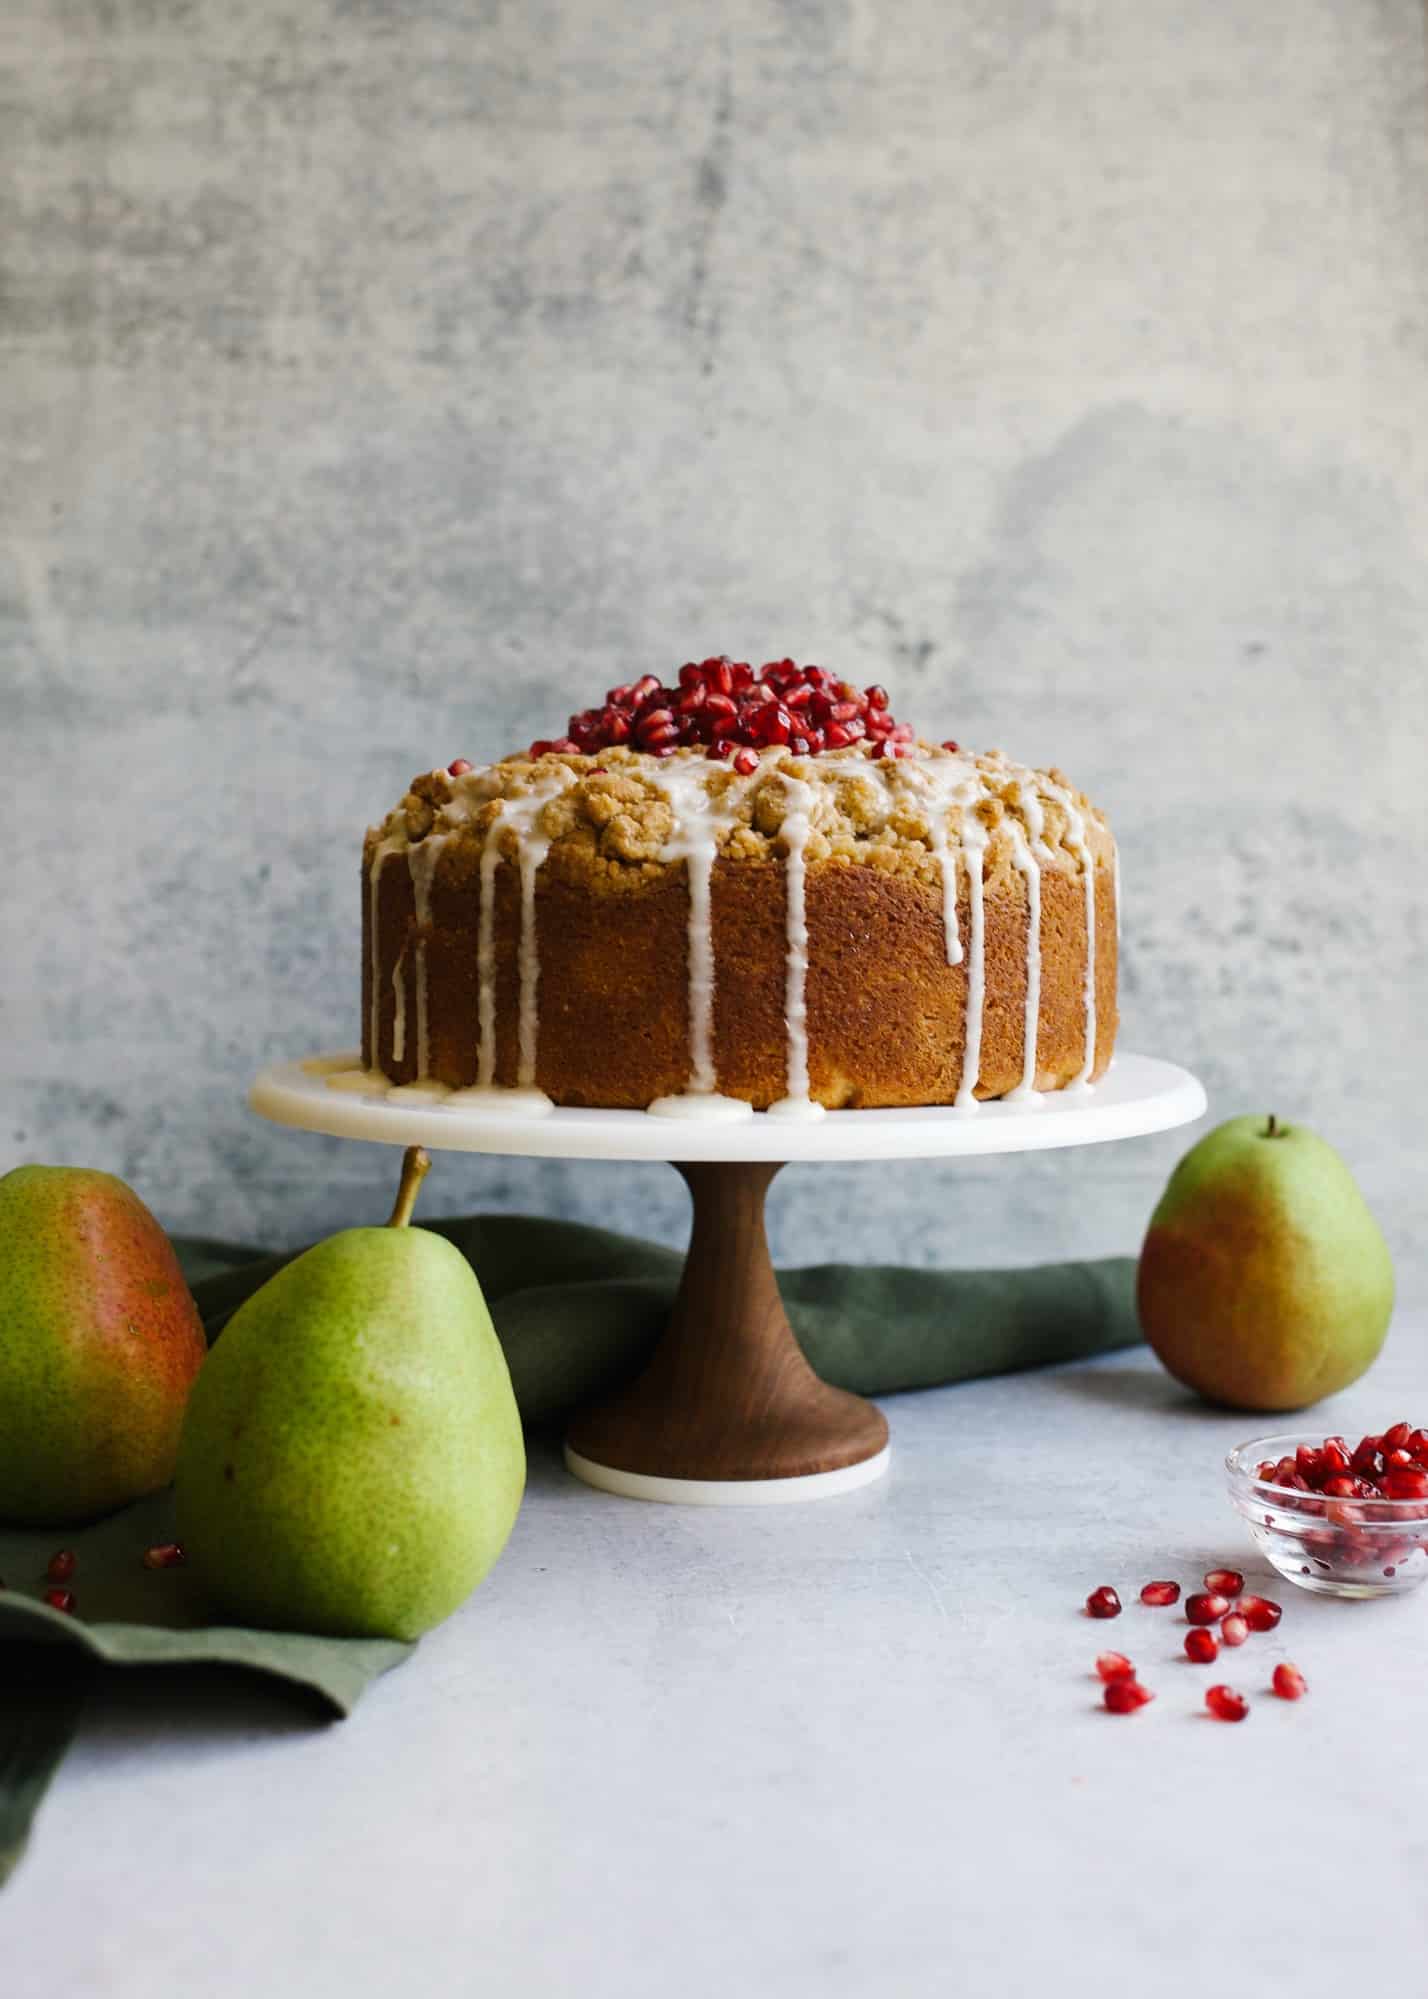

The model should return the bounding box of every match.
[8,1330,1427,1996]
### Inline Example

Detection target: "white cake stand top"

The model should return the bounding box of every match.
[249,1050,1205,1163]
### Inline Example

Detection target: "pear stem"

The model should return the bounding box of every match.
[387,1147,431,1228]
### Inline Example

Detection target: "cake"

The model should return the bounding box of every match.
[353,659,1118,1118]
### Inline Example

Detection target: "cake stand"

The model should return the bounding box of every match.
[250,1052,1204,1504]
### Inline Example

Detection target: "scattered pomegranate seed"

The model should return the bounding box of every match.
[447,758,473,776]
[46,1550,76,1583]
[732,746,760,776]
[1085,1586,1122,1620]
[1184,1628,1219,1664]
[1238,1595,1282,1632]
[1203,1568,1243,1597]
[1220,1612,1249,1647]
[1185,1591,1230,1626]
[43,1588,76,1614]
[1139,1580,1181,1607]
[1272,1663,1307,1701]
[143,1542,186,1570]
[940,739,961,752]
[1096,1651,1136,1682]
[1103,1679,1155,1714]
[1205,1684,1249,1722]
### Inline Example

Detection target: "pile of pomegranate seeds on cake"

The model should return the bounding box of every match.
[1255,1423,1428,1502]
[523,658,937,764]
[1082,1568,1303,1722]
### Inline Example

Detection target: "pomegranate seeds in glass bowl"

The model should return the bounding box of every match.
[1226,1429,1428,1599]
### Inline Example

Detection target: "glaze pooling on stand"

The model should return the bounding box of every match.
[365,740,1110,1113]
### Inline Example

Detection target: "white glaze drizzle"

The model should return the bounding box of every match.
[406,835,445,1079]
[1041,775,1099,1086]
[768,770,825,1120]
[899,755,978,968]
[390,950,407,1065]
[472,772,571,1093]
[953,814,989,1111]
[646,756,762,1110]
[366,835,402,1066]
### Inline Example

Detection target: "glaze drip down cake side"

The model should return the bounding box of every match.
[354,660,1119,1119]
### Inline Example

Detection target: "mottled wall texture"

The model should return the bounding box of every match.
[4,3,1427,1288]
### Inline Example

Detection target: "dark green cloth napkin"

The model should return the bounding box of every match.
[0,1214,1139,1885]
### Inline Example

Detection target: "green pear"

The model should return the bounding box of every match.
[1138,1114,1394,1411]
[174,1149,524,1640]
[0,1165,207,1524]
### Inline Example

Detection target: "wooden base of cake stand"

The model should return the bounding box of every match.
[250,1050,1207,1505]
[564,1163,891,1504]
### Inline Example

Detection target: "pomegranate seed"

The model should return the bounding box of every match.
[1322,1474,1359,1498]
[1139,1580,1181,1607]
[1384,1421,1415,1451]
[940,738,961,752]
[1185,1592,1230,1626]
[1103,1679,1154,1714]
[46,1549,76,1583]
[1272,1663,1306,1701]
[527,740,554,758]
[1321,1438,1352,1476]
[43,1588,76,1614]
[1296,1444,1325,1484]
[1238,1595,1282,1632]
[1096,1651,1136,1682]
[1382,1467,1428,1501]
[1203,1568,1244,1597]
[1205,1684,1249,1722]
[1184,1628,1219,1664]
[732,746,760,776]
[1085,1586,1122,1620]
[143,1542,186,1570]
[1385,1447,1415,1470]
[1255,1460,1278,1481]
[1220,1612,1249,1647]
[631,673,661,701]
[824,722,853,749]
[865,683,890,710]
[447,758,473,777]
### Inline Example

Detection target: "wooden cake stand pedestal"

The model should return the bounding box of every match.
[250,1052,1205,1506]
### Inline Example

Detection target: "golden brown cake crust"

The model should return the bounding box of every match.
[360,742,1118,1111]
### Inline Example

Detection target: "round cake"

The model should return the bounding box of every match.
[356,660,1118,1117]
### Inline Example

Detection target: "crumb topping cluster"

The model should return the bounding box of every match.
[367,739,1114,898]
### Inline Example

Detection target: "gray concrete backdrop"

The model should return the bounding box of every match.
[3,2,1427,1293]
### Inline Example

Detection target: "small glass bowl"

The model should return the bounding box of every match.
[1225,1432,1428,1600]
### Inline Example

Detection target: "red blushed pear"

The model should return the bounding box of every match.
[1137,1114,1394,1413]
[0,1166,207,1524]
